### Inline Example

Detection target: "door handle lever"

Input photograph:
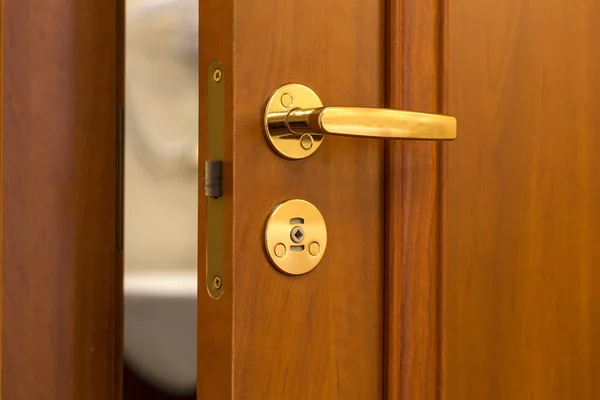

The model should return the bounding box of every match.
[264,83,457,159]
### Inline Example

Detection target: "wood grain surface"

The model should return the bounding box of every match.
[385,0,446,399]
[1,0,122,398]
[444,0,600,398]
[198,0,386,398]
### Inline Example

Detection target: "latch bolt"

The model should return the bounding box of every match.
[203,160,223,198]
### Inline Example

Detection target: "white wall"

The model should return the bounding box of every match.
[124,0,199,272]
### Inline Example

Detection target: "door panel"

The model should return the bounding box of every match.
[232,2,385,399]
[445,0,600,398]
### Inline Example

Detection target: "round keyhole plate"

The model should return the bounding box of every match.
[264,199,327,275]
[264,84,325,160]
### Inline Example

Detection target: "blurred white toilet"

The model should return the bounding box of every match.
[124,269,197,394]
[124,0,199,394]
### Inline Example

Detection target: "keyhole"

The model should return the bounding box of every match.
[290,226,305,243]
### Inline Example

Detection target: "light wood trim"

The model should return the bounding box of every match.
[384,0,446,398]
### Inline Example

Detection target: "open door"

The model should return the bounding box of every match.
[198,0,600,398]
[197,0,454,398]
[0,0,124,398]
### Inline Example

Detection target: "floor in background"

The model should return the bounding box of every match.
[124,365,196,400]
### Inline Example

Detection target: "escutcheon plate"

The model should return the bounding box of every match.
[263,84,324,159]
[264,199,327,275]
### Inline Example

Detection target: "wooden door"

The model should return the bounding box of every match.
[0,0,124,398]
[198,0,600,399]
[197,0,448,399]
[444,0,600,398]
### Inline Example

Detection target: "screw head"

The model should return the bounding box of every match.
[280,93,294,108]
[212,68,222,82]
[212,275,222,290]
[309,241,321,256]
[300,134,314,150]
[274,243,287,258]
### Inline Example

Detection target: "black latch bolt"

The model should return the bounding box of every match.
[203,160,223,198]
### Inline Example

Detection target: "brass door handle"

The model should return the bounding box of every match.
[264,83,457,159]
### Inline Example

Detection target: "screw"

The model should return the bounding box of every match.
[274,243,287,258]
[309,241,321,256]
[281,93,294,108]
[212,275,222,290]
[290,226,305,243]
[300,134,314,150]
[212,68,222,82]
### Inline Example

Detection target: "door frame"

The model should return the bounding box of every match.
[0,0,124,398]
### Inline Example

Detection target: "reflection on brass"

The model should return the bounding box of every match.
[264,83,457,159]
[263,84,324,159]
[265,199,327,275]
[206,60,225,299]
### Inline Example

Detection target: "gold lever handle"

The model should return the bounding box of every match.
[285,107,456,140]
[264,83,457,159]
